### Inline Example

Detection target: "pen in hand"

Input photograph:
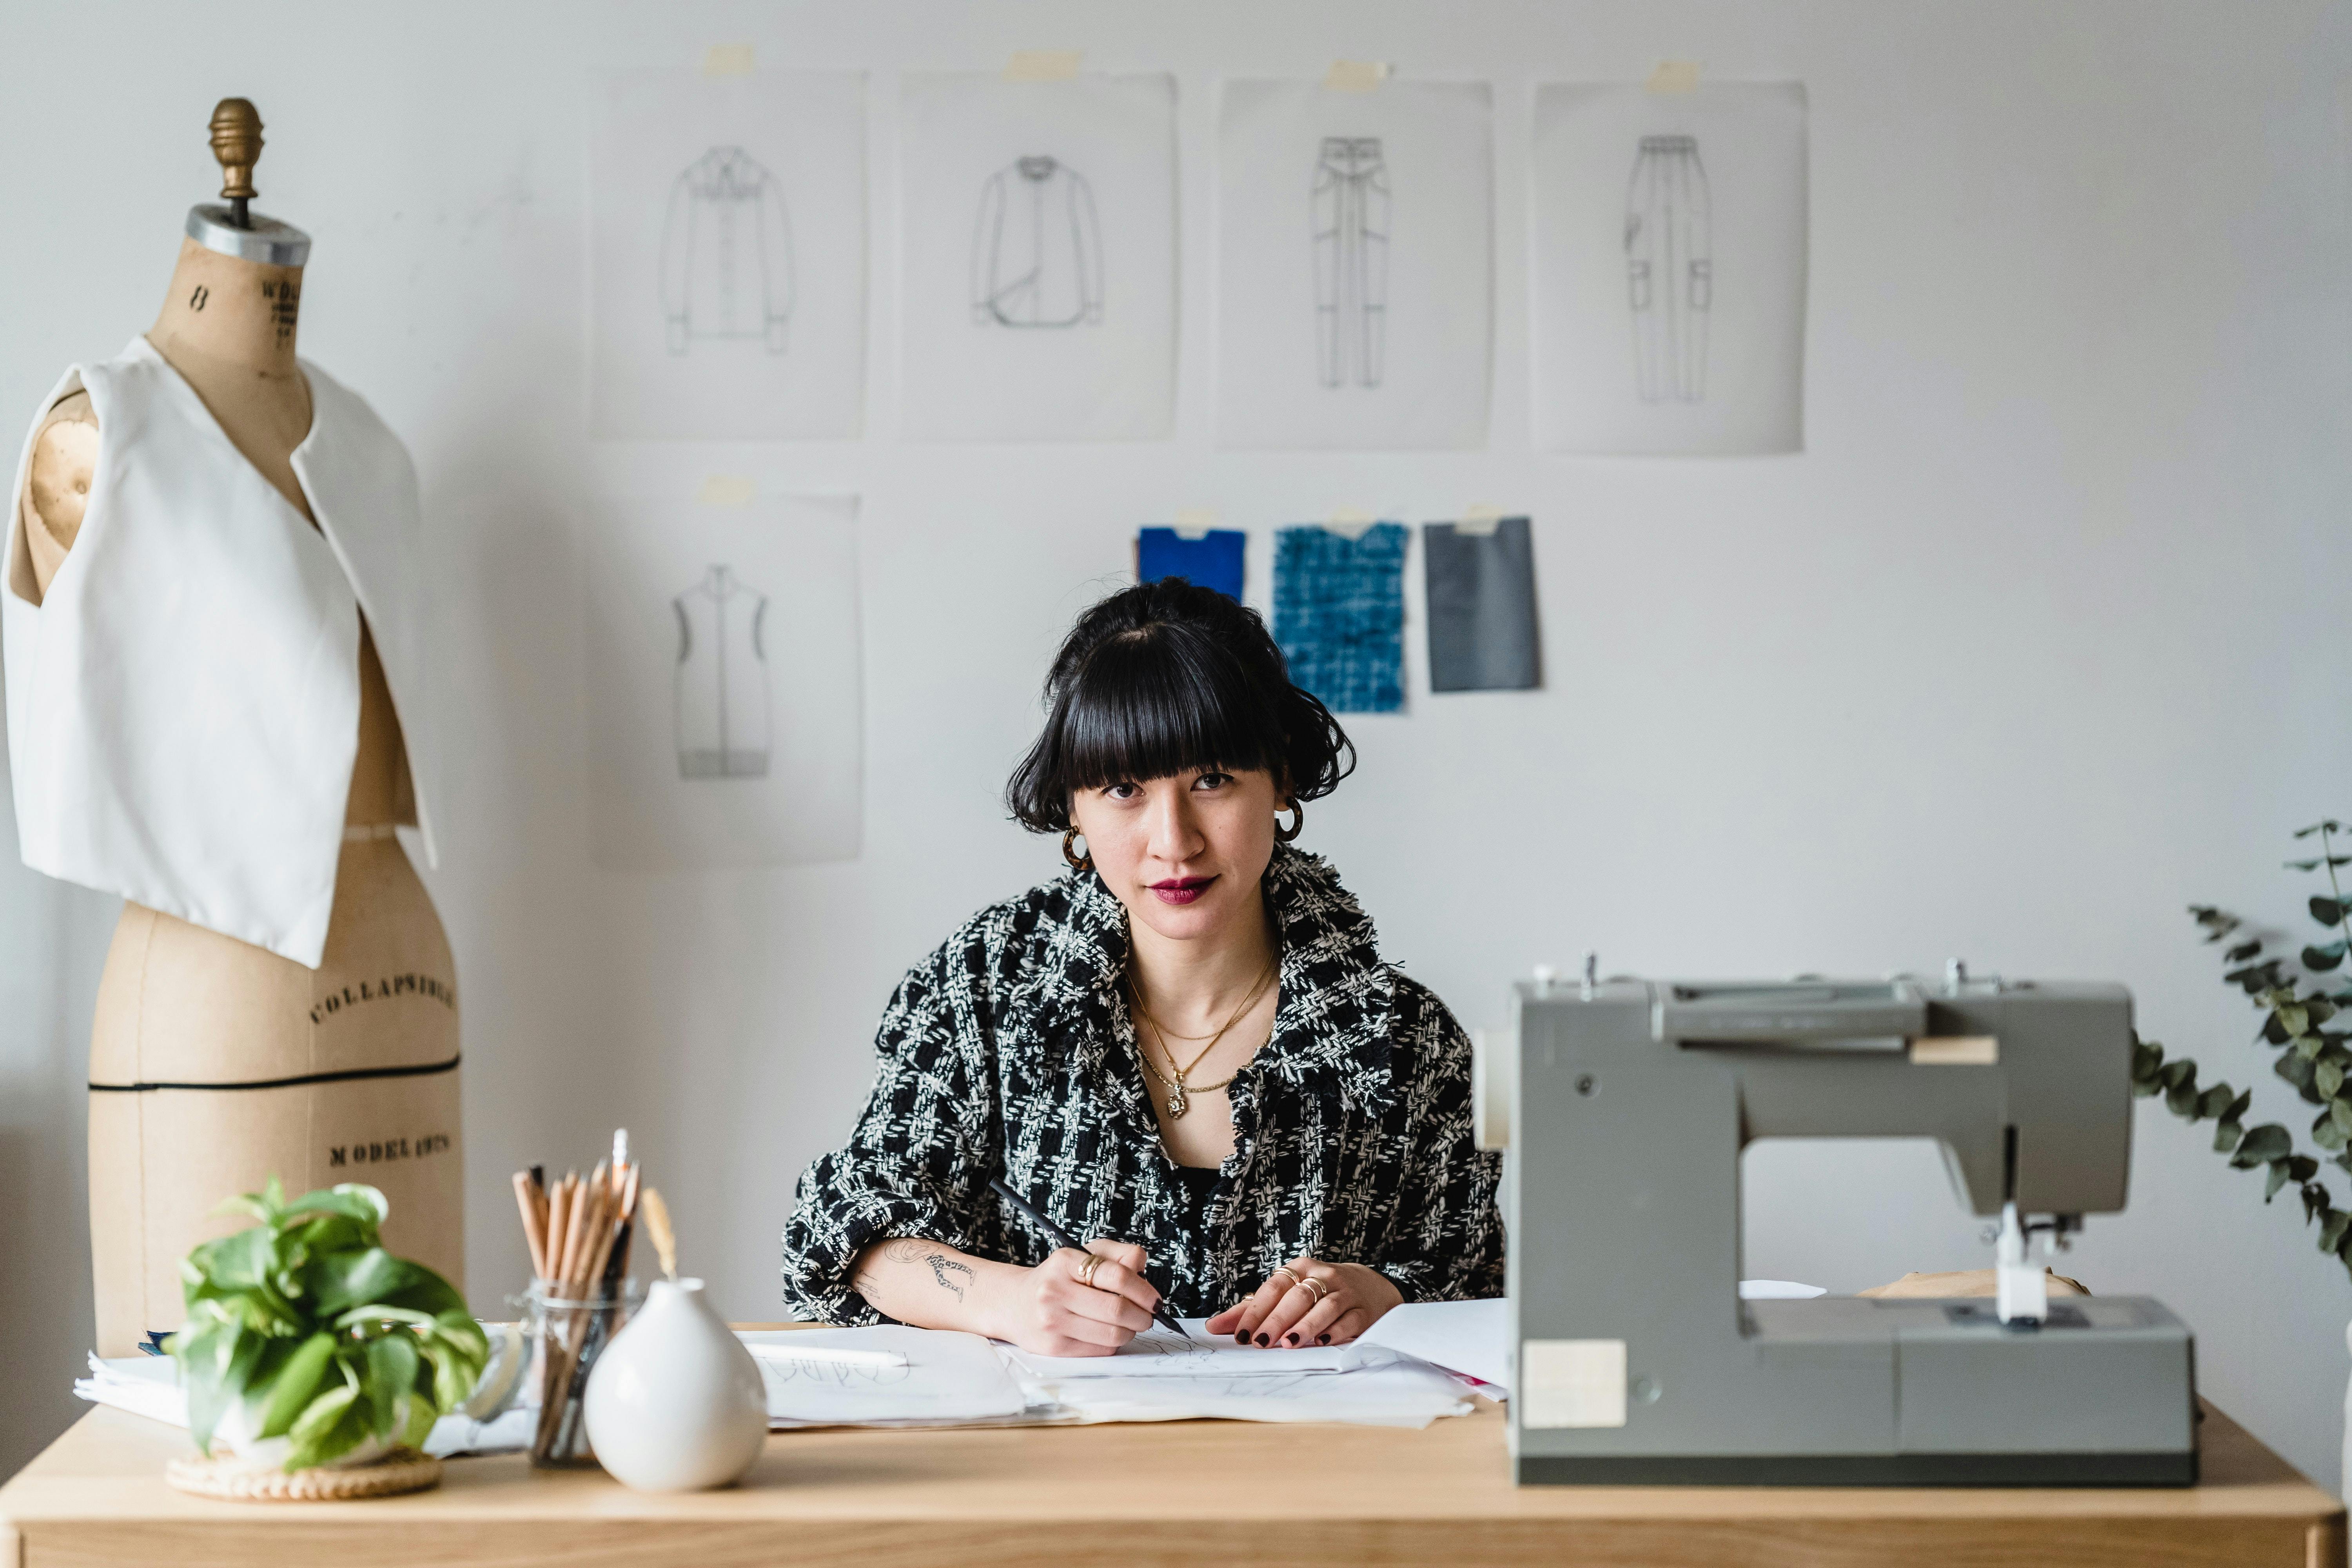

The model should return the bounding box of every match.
[987,1176,1191,1341]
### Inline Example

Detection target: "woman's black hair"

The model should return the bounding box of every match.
[1005,579,1355,833]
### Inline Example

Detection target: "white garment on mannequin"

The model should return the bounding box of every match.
[2,336,438,967]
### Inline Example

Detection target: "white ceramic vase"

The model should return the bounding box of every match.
[582,1277,767,1491]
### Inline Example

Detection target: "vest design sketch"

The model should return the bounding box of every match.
[673,564,771,779]
[1626,135,1712,403]
[970,156,1103,328]
[1311,137,1389,389]
[2,338,439,967]
[661,147,795,355]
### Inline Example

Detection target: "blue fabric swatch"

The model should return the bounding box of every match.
[1424,517,1540,692]
[1137,528,1246,601]
[1273,524,1406,714]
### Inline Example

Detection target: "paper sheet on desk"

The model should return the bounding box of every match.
[73,1355,536,1456]
[996,1318,1362,1379]
[740,1326,1031,1426]
[1017,1359,1472,1428]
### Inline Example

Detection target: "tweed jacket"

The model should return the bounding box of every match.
[779,845,1504,1322]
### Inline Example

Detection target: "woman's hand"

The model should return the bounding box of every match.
[1205,1257,1403,1347]
[984,1240,1163,1357]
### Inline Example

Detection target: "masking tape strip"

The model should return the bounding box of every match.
[1005,50,1083,82]
[1455,505,1509,537]
[1172,506,1219,539]
[698,474,756,507]
[704,43,756,78]
[1324,60,1391,93]
[1646,60,1701,94]
[1910,1036,2000,1067]
[1324,508,1378,540]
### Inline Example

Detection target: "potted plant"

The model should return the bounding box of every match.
[2131,818,2352,1488]
[170,1178,488,1475]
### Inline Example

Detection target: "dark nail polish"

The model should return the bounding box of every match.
[1256,1332,1270,1346]
[1317,1333,1331,1345]
[1285,1333,1299,1345]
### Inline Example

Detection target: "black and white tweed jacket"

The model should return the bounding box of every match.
[779,844,1504,1322]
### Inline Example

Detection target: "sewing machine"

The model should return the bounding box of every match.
[1474,965,2196,1486]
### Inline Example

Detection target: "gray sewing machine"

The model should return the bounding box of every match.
[1474,964,2196,1486]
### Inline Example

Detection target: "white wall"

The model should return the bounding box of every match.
[4,0,2349,1490]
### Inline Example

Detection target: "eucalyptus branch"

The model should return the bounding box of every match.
[2159,820,2352,1281]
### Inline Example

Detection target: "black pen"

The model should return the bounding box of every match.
[988,1176,1191,1340]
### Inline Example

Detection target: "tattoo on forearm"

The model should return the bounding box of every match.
[859,1238,973,1302]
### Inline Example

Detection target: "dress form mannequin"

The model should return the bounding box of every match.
[17,102,463,1354]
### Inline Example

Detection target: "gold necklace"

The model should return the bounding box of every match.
[1131,958,1276,1118]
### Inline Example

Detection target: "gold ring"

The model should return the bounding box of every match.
[1076,1252,1104,1289]
[1270,1266,1303,1291]
[1298,1276,1330,1304]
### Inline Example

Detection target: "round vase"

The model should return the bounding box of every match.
[582,1277,767,1491]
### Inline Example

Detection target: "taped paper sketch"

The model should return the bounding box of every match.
[1626,135,1710,401]
[661,147,795,355]
[673,564,771,780]
[1311,137,1389,387]
[971,156,1103,327]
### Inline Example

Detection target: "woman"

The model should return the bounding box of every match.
[780,581,1502,1354]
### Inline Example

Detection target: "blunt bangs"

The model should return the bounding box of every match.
[1007,579,1355,834]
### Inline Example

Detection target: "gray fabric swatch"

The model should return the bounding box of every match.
[1424,517,1540,693]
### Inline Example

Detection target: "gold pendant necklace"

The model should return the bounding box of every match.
[1133,958,1277,1119]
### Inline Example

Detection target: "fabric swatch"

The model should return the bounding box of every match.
[1136,528,1246,601]
[1273,524,1407,714]
[1423,517,1540,693]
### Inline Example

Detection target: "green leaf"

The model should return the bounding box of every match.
[2132,1037,2165,1083]
[2227,939,2264,963]
[2166,1079,2200,1117]
[2227,1088,2254,1122]
[2331,1098,2352,1136]
[2314,1115,2351,1153]
[2294,820,2346,838]
[281,1185,389,1232]
[2319,1062,2345,1099]
[2196,1083,2234,1119]
[2265,1160,2294,1201]
[256,1333,337,1439]
[2192,904,2243,941]
[2290,1154,2322,1182]
[2158,1059,2198,1090]
[2214,1118,2245,1152]
[309,1249,418,1318]
[2234,1123,2295,1166]
[2323,1210,2352,1252]
[2316,897,2347,927]
[363,1334,418,1442]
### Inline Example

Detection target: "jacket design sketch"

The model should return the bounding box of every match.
[1311,137,1389,389]
[661,147,795,356]
[1626,134,1711,402]
[970,156,1103,328]
[673,564,771,780]
[779,845,1504,1322]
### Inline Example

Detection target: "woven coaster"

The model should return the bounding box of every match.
[165,1448,443,1501]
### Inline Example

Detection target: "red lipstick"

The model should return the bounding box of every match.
[1148,875,1216,907]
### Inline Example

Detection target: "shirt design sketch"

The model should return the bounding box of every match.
[673,565,771,780]
[662,147,795,356]
[1311,137,1389,388]
[1626,135,1711,402]
[971,156,1103,328]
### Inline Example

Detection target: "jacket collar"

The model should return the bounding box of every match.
[1027,844,1396,1115]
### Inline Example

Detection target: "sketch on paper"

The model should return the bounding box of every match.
[756,1354,916,1389]
[970,155,1104,328]
[661,147,795,355]
[1625,135,1711,402]
[1310,137,1389,388]
[672,564,771,780]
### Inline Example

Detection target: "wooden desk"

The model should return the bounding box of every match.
[2,1397,2340,1567]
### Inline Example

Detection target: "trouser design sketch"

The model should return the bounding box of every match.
[673,564,772,779]
[1311,137,1389,388]
[971,155,1104,327]
[661,147,795,356]
[1625,135,1711,402]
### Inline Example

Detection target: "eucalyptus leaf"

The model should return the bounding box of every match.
[2196,1084,2234,1119]
[2314,1116,2351,1154]
[2316,897,2347,927]
[2227,940,2264,963]
[2318,1061,2345,1099]
[2235,1123,2294,1166]
[2323,1210,2352,1252]
[2214,1118,2245,1153]
[2227,1088,2254,1122]
[2266,1161,2294,1200]
[2312,946,2349,973]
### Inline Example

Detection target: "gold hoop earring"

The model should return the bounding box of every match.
[1062,828,1093,871]
[1275,802,1304,843]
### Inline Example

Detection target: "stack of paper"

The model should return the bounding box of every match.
[742,1325,1033,1428]
[73,1354,538,1456]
